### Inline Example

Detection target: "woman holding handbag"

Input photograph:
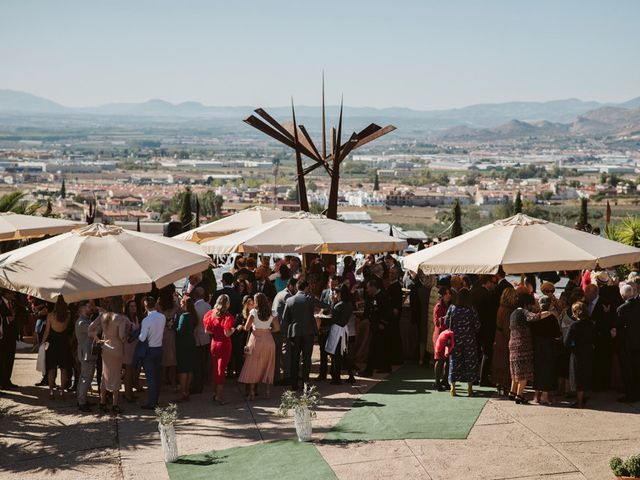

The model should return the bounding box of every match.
[203,294,235,405]
[238,293,279,400]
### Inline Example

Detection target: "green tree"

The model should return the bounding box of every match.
[213,194,224,218]
[309,202,325,214]
[579,197,589,226]
[43,200,52,217]
[60,179,66,199]
[373,172,380,191]
[451,200,462,237]
[514,191,523,214]
[287,185,299,202]
[180,187,193,231]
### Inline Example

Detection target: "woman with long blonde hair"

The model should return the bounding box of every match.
[203,294,236,404]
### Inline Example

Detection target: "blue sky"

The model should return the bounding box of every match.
[1,0,639,109]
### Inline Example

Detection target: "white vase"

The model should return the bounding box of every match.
[159,423,179,462]
[293,407,313,442]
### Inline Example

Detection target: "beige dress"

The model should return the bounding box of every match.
[100,313,127,392]
[238,309,275,385]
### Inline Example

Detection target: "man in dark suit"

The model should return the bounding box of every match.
[211,272,242,316]
[0,289,18,390]
[494,267,513,301]
[283,279,318,390]
[471,275,499,386]
[252,266,276,302]
[362,277,391,376]
[386,268,404,365]
[614,284,640,402]
[584,284,614,391]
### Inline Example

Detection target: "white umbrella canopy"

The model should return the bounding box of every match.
[403,213,640,275]
[0,223,211,302]
[0,212,78,241]
[174,206,292,243]
[200,212,407,255]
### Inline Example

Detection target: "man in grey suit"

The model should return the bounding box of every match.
[282,279,319,390]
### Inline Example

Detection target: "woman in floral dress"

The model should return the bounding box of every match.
[444,288,480,397]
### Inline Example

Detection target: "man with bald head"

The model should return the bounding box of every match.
[584,283,614,391]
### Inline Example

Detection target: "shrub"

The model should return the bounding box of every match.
[610,454,640,477]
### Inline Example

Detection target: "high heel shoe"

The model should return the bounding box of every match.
[99,403,108,414]
[508,391,517,401]
[450,384,457,397]
[515,395,529,405]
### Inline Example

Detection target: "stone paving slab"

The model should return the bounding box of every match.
[330,454,431,480]
[405,439,579,480]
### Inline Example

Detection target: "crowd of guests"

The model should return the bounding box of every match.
[434,267,640,407]
[0,251,639,414]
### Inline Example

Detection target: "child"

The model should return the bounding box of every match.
[434,327,454,391]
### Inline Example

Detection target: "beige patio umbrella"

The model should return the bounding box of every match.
[0,212,78,241]
[174,206,291,243]
[200,212,407,254]
[0,223,211,302]
[403,213,640,275]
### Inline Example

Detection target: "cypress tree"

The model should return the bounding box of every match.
[180,187,193,231]
[60,179,66,199]
[373,172,380,191]
[579,197,589,226]
[452,200,463,237]
[514,191,523,214]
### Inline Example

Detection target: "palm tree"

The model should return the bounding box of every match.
[0,191,40,215]
[606,216,640,248]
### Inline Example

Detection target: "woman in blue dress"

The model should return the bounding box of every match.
[445,288,481,397]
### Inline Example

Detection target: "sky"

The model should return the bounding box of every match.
[1,0,639,110]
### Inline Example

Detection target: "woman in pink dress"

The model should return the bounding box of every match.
[432,286,452,358]
[238,293,279,400]
[204,294,236,405]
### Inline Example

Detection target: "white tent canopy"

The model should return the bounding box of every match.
[403,213,640,275]
[200,212,407,255]
[174,206,291,243]
[0,223,211,302]
[0,212,78,241]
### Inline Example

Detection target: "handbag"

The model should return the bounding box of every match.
[243,330,254,356]
[35,342,47,373]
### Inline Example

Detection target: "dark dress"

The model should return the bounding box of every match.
[564,319,594,391]
[531,313,561,391]
[175,313,196,374]
[509,308,535,383]
[492,303,515,389]
[445,305,481,383]
[45,329,73,371]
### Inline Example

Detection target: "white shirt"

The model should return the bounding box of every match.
[139,310,166,348]
[250,308,273,330]
[194,299,212,346]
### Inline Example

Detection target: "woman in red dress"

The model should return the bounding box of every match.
[203,294,236,404]
[432,286,452,358]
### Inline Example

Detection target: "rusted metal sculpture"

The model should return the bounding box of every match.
[243,76,396,219]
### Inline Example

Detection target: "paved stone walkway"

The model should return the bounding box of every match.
[1,350,639,480]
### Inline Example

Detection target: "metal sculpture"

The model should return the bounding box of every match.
[243,76,396,219]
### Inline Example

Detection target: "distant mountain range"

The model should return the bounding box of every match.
[1,89,640,138]
[437,105,640,141]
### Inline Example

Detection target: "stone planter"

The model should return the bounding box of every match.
[159,423,179,462]
[293,407,312,442]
